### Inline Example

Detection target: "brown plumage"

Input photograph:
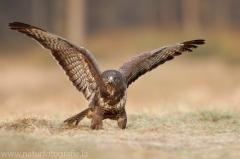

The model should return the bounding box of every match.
[9,22,205,129]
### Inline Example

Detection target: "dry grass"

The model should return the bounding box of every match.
[0,111,240,159]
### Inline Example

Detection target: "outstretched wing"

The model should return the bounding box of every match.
[9,22,102,101]
[119,39,205,87]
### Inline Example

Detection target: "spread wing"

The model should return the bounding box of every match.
[9,22,102,101]
[119,39,205,87]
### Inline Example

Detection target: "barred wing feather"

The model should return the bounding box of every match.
[9,22,102,101]
[119,39,205,87]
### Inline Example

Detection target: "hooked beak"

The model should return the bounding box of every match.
[107,76,115,84]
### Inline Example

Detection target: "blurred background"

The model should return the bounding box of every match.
[0,0,240,119]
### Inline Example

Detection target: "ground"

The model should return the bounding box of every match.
[1,29,240,159]
[1,110,240,159]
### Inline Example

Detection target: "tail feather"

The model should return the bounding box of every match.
[64,108,91,125]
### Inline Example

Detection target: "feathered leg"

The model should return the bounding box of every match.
[117,108,127,129]
[90,106,103,130]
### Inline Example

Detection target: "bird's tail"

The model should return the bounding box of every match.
[64,108,92,125]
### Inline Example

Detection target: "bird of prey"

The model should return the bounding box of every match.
[9,22,205,129]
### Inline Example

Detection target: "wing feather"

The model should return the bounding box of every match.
[119,39,205,87]
[9,22,101,101]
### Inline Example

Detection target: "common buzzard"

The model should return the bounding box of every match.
[9,22,205,129]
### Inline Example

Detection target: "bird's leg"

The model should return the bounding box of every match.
[117,108,127,129]
[90,106,103,130]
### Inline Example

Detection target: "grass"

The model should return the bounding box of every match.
[0,110,240,159]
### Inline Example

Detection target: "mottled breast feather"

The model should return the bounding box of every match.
[119,39,205,87]
[98,90,127,120]
[9,22,102,101]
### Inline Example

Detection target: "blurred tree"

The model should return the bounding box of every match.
[138,1,158,25]
[213,0,230,29]
[1,0,240,56]
[31,0,48,29]
[181,0,201,33]
[51,0,65,35]
[65,0,86,44]
[200,0,214,29]
[158,0,180,29]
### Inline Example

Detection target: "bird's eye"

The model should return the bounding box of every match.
[114,77,120,82]
[104,77,108,81]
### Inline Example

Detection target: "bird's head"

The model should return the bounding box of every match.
[101,70,126,95]
[101,70,122,86]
